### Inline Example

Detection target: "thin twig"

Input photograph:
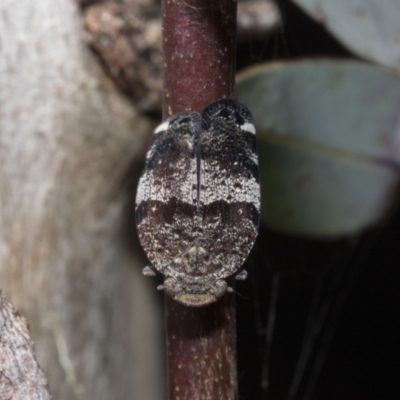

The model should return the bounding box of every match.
[162,0,238,398]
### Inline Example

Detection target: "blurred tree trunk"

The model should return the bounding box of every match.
[0,292,52,399]
[0,0,164,399]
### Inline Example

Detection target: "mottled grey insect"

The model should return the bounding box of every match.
[135,99,260,306]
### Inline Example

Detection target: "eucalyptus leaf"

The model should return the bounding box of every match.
[237,60,400,237]
[292,0,400,71]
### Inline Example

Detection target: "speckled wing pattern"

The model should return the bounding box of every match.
[135,99,260,307]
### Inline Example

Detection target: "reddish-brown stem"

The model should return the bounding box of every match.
[162,0,237,116]
[165,296,237,400]
[162,0,238,398]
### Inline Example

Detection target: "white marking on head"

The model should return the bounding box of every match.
[240,122,256,135]
[154,120,170,134]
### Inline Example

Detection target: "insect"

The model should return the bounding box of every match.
[135,99,260,307]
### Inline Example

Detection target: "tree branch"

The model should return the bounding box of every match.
[161,0,238,398]
[162,0,237,115]
[0,292,52,400]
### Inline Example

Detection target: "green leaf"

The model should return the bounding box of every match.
[237,60,400,238]
[292,0,400,71]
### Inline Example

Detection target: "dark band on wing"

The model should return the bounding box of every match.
[136,198,196,226]
[145,112,200,172]
[202,99,254,130]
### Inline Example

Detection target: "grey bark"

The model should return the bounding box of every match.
[0,292,52,400]
[0,0,164,399]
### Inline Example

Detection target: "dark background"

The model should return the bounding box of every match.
[236,1,400,399]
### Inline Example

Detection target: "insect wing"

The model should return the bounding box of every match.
[135,113,201,273]
[200,99,260,277]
